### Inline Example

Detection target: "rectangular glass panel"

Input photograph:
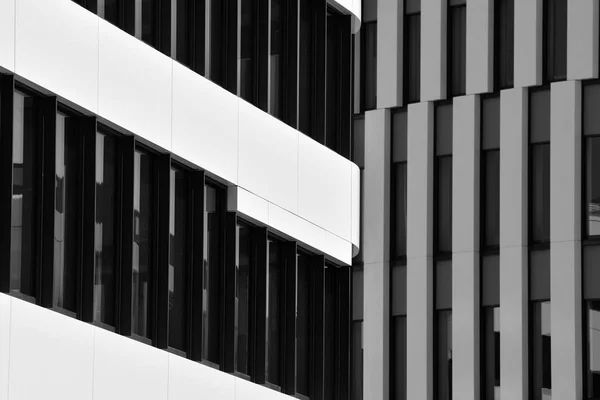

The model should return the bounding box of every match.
[531,301,552,400]
[436,310,452,400]
[392,316,406,400]
[448,5,466,96]
[405,13,421,103]
[483,150,500,248]
[175,0,191,66]
[270,0,283,118]
[132,148,154,338]
[54,112,81,313]
[266,238,281,386]
[545,0,567,81]
[93,131,118,326]
[203,184,222,364]
[496,0,514,88]
[351,320,363,400]
[394,162,407,258]
[296,252,310,396]
[364,22,377,110]
[324,266,337,398]
[240,0,255,102]
[168,167,188,352]
[11,90,37,298]
[437,156,453,254]
[235,223,251,375]
[140,0,157,46]
[587,137,600,236]
[326,13,341,151]
[99,0,119,25]
[531,143,550,243]
[483,307,501,400]
[588,301,600,399]
[299,1,314,136]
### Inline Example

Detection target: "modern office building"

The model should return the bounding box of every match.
[351,0,600,399]
[0,0,361,399]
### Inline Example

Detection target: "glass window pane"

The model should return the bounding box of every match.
[394,163,407,258]
[132,148,154,338]
[351,320,364,400]
[235,223,251,375]
[436,310,452,400]
[99,0,120,25]
[449,5,466,96]
[531,144,550,243]
[296,252,310,396]
[324,266,337,398]
[496,0,514,88]
[326,13,341,151]
[483,150,500,248]
[588,301,600,399]
[168,167,189,352]
[175,0,191,66]
[11,90,38,298]
[93,131,118,327]
[266,238,282,386]
[587,137,600,236]
[203,184,222,364]
[240,0,255,102]
[545,0,567,81]
[531,301,552,400]
[270,0,283,118]
[483,307,501,400]
[140,0,157,46]
[437,156,453,253]
[392,316,406,400]
[364,22,377,110]
[405,13,421,103]
[54,112,82,313]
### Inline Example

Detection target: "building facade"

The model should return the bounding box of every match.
[352,0,600,399]
[0,0,361,399]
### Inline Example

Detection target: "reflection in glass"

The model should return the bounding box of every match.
[203,184,222,364]
[169,168,188,352]
[296,252,310,396]
[132,149,154,338]
[266,238,282,386]
[531,144,550,243]
[11,90,37,298]
[437,156,453,253]
[531,301,552,400]
[587,138,600,236]
[588,301,600,398]
[235,223,251,375]
[436,310,452,400]
[483,150,500,248]
[54,112,81,313]
[394,163,407,258]
[483,307,501,400]
[93,132,118,326]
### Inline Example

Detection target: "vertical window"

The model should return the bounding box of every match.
[543,0,567,82]
[168,167,189,352]
[351,320,364,400]
[587,301,600,399]
[132,148,155,339]
[404,7,421,103]
[324,265,337,399]
[530,89,550,245]
[392,316,407,400]
[203,183,223,364]
[93,130,119,327]
[296,252,311,397]
[362,22,377,111]
[392,110,408,260]
[235,222,252,375]
[481,96,500,249]
[266,237,283,387]
[239,0,256,102]
[494,0,514,89]
[54,112,83,313]
[586,137,600,237]
[482,307,500,400]
[448,1,466,97]
[270,0,283,118]
[531,301,552,400]
[326,11,342,151]
[436,310,453,400]
[299,0,314,136]
[11,90,39,299]
[435,103,453,254]
[97,0,120,26]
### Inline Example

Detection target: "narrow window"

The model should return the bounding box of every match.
[168,167,189,352]
[436,310,453,400]
[270,0,283,118]
[132,148,155,339]
[93,131,119,327]
[98,0,120,26]
[326,11,342,151]
[203,183,223,364]
[239,0,256,103]
[495,0,514,89]
[392,316,407,400]
[435,103,453,254]
[531,144,550,243]
[531,301,552,400]
[482,307,500,400]
[235,222,252,375]
[296,252,311,397]
[587,301,600,399]
[11,90,39,299]
[543,0,567,82]
[362,22,377,111]
[324,265,337,398]
[351,320,364,400]
[586,137,600,237]
[393,163,408,258]
[54,112,83,313]
[448,1,466,97]
[481,96,500,250]
[299,1,314,136]
[405,11,421,103]
[266,237,283,387]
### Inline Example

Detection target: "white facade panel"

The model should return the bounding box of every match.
[238,100,299,215]
[8,299,94,400]
[168,354,235,400]
[323,231,353,265]
[172,63,239,185]
[235,376,295,400]
[377,0,403,108]
[466,0,493,94]
[268,202,328,256]
[98,19,173,151]
[514,0,542,87]
[0,0,15,72]
[567,0,598,80]
[351,164,361,255]
[15,0,98,112]
[421,0,447,102]
[298,133,353,241]
[0,295,10,400]
[93,328,169,400]
[235,187,270,226]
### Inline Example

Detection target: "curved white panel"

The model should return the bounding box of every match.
[329,0,362,32]
[15,0,98,112]
[0,0,14,72]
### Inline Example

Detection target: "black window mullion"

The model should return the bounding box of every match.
[190,170,206,361]
[0,74,14,293]
[155,154,171,349]
[283,241,298,395]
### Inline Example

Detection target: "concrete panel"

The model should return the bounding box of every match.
[550,240,582,400]
[236,187,270,226]
[168,354,235,400]
[8,299,94,400]
[238,100,298,215]
[364,261,390,400]
[351,164,361,255]
[377,0,403,108]
[235,377,295,400]
[500,88,528,248]
[514,0,542,87]
[15,0,98,112]
[172,63,239,185]
[452,95,480,253]
[406,256,433,400]
[452,252,480,400]
[93,329,168,400]
[567,0,598,80]
[407,102,434,259]
[0,0,14,72]
[98,19,172,151]
[551,81,581,243]
[466,0,493,94]
[500,245,528,400]
[0,294,10,400]
[298,133,352,241]
[324,231,353,266]
[421,0,447,101]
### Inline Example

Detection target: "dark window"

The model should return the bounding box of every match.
[207,0,227,87]
[296,251,311,396]
[448,4,466,97]
[436,156,453,254]
[299,0,315,137]
[173,0,205,73]
[531,301,552,400]
[98,0,120,27]
[543,0,567,82]
[391,316,407,400]
[324,265,337,399]
[240,0,256,103]
[351,320,363,400]
[11,90,40,299]
[266,237,283,387]
[405,12,421,103]
[494,0,514,89]
[132,148,156,339]
[482,307,500,400]
[235,222,252,375]
[435,310,453,400]
[168,167,189,352]
[203,183,224,364]
[54,112,83,313]
[586,137,600,237]
[482,150,500,248]
[587,301,600,399]
[393,163,408,258]
[362,22,377,110]
[531,143,550,244]
[270,0,283,118]
[93,130,119,327]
